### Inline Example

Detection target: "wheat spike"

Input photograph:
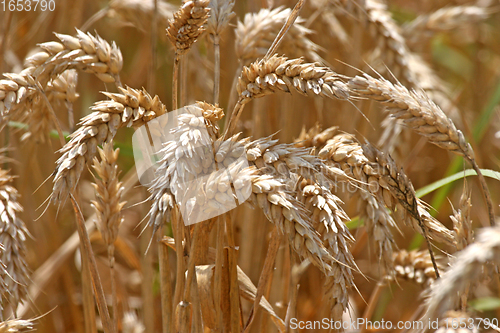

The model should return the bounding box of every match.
[320,134,454,268]
[0,319,34,332]
[51,87,166,205]
[1,30,122,125]
[349,73,495,226]
[424,226,500,319]
[237,54,349,104]
[147,123,351,318]
[206,0,235,38]
[91,143,126,247]
[349,74,474,159]
[391,250,442,287]
[338,0,456,154]
[147,102,224,230]
[108,0,176,33]
[19,69,79,142]
[166,0,211,58]
[0,169,30,311]
[319,133,397,271]
[298,179,356,320]
[403,5,490,46]
[235,7,322,64]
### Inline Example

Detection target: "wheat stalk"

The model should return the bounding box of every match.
[51,86,166,205]
[0,168,29,314]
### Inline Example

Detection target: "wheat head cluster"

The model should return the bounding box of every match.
[0,0,499,332]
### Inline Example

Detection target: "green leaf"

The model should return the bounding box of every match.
[416,169,500,198]
[469,297,500,311]
[346,216,363,230]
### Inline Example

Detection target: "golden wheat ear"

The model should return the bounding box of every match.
[51,87,166,206]
[0,169,30,311]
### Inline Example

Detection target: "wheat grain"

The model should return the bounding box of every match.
[166,0,211,58]
[424,226,500,319]
[235,7,322,64]
[51,87,166,205]
[391,250,441,286]
[0,169,29,311]
[294,124,338,149]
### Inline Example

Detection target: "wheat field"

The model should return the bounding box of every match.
[0,0,500,332]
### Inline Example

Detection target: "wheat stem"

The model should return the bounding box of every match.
[172,56,180,110]
[159,233,172,333]
[107,245,117,333]
[213,35,220,105]
[172,208,185,332]
[70,194,113,333]
[243,227,281,333]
